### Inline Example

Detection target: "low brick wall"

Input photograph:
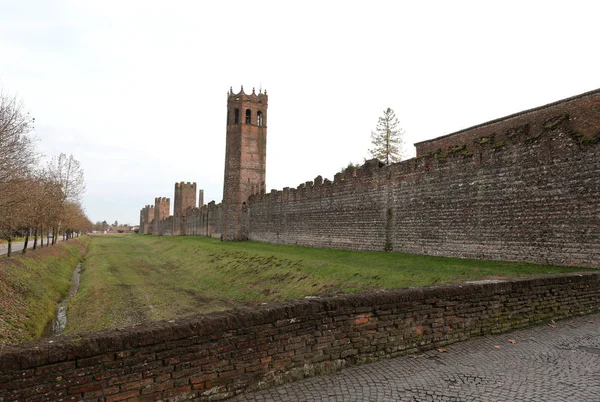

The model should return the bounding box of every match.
[2,273,600,401]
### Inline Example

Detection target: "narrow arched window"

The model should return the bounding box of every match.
[257,111,263,126]
[227,110,230,125]
[245,109,251,124]
[234,109,239,124]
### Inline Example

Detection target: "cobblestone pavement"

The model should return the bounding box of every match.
[233,313,600,401]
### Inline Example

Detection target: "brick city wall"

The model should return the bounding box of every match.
[2,273,600,401]
[183,201,223,238]
[414,88,600,156]
[248,90,600,268]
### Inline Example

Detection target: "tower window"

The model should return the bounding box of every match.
[227,110,230,125]
[245,109,251,124]
[257,111,263,126]
[234,108,239,124]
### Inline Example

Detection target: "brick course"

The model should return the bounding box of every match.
[2,273,600,401]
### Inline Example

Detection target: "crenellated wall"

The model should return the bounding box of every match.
[139,88,599,268]
[248,90,600,268]
[182,201,223,238]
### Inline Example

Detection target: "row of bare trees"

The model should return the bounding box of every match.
[0,86,92,256]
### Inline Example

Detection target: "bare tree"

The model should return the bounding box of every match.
[0,88,36,185]
[0,87,37,255]
[45,153,85,243]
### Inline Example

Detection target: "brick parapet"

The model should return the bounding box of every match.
[414,88,600,156]
[2,273,600,401]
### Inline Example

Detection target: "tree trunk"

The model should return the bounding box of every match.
[32,227,38,250]
[40,225,44,248]
[7,237,12,257]
[52,228,56,245]
[22,228,30,254]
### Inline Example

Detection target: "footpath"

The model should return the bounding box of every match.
[233,313,600,402]
[0,236,62,256]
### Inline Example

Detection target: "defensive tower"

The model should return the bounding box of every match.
[139,205,155,234]
[173,182,197,235]
[153,197,170,234]
[174,182,197,217]
[222,86,268,240]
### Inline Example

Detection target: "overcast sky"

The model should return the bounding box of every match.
[1,0,598,225]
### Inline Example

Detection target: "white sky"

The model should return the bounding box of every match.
[1,0,598,225]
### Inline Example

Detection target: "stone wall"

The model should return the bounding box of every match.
[183,201,223,238]
[156,216,173,236]
[414,88,600,156]
[248,95,600,268]
[2,273,600,401]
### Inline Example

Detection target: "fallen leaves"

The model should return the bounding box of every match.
[508,339,517,344]
[494,345,501,349]
[410,354,425,359]
[438,348,448,353]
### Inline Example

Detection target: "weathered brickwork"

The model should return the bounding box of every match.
[153,197,170,236]
[182,201,223,238]
[415,88,600,156]
[139,205,154,234]
[222,87,268,241]
[248,90,600,268]
[2,274,600,401]
[173,182,197,235]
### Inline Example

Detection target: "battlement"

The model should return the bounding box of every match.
[175,181,196,189]
[155,197,169,203]
[228,86,268,102]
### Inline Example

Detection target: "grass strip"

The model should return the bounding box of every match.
[65,235,589,334]
[0,237,89,344]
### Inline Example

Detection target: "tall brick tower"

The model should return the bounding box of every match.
[222,86,268,240]
[173,182,197,235]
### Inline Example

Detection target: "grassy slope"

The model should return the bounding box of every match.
[65,234,588,334]
[0,238,88,344]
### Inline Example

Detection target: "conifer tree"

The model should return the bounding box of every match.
[368,108,404,165]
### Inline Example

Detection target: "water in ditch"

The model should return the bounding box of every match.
[42,263,82,337]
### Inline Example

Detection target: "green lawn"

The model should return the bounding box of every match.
[64,234,589,334]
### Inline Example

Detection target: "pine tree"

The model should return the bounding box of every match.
[368,108,404,165]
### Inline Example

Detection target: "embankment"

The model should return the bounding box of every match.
[0,238,89,345]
